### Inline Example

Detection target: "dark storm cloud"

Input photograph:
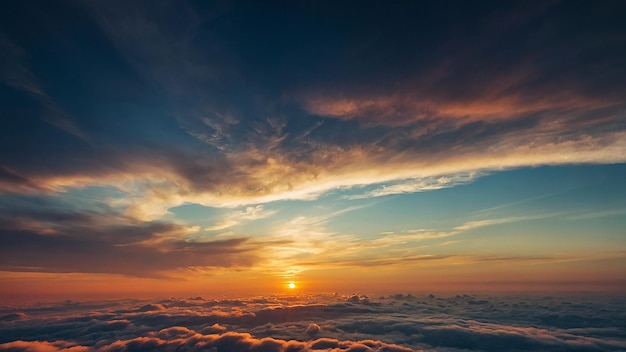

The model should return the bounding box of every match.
[1,294,625,351]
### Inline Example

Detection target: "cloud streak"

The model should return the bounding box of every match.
[345,172,482,200]
[0,199,263,277]
[205,206,276,232]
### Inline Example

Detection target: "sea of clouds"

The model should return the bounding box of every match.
[1,293,625,351]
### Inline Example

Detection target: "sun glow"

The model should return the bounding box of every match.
[288,282,296,289]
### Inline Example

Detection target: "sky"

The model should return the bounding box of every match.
[0,0,626,304]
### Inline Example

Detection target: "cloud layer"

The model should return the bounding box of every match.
[1,293,625,351]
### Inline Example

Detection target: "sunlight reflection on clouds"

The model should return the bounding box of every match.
[1,293,625,351]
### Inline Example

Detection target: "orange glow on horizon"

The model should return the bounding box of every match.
[2,254,625,305]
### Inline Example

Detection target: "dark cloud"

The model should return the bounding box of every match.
[304,323,320,337]
[0,313,27,322]
[0,227,260,277]
[0,195,262,277]
[136,304,166,313]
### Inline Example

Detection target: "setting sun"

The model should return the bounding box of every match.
[288,282,296,289]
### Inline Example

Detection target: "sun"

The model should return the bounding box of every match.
[288,282,296,289]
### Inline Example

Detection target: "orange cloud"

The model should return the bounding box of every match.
[300,91,616,127]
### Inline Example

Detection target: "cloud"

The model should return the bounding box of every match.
[361,215,549,251]
[0,189,611,279]
[0,201,264,277]
[0,191,284,277]
[1,294,625,351]
[345,172,482,200]
[564,208,626,221]
[294,2,626,132]
[305,323,321,337]
[0,228,262,277]
[101,331,416,352]
[0,35,90,143]
[0,340,88,352]
[2,124,623,219]
[0,313,27,322]
[0,0,624,214]
[0,333,416,352]
[298,88,619,128]
[205,205,277,231]
[452,215,550,232]
[137,304,166,312]
[258,207,374,277]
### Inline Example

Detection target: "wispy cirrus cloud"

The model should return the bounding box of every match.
[452,215,551,232]
[298,88,618,128]
[0,34,90,143]
[345,172,482,200]
[369,214,553,248]
[205,205,276,231]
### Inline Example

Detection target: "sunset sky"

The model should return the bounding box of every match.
[1,0,625,303]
